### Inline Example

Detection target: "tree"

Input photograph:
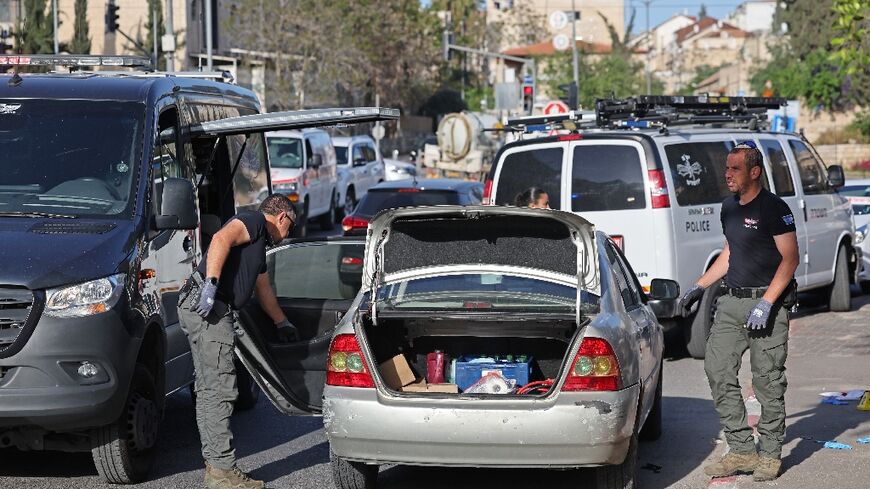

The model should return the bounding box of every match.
[830,0,870,74]
[16,0,52,55]
[699,4,708,19]
[69,0,90,54]
[685,64,719,94]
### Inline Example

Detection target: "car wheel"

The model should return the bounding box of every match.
[319,192,336,231]
[595,429,637,489]
[90,364,159,484]
[234,358,260,411]
[338,188,356,222]
[827,245,851,311]
[685,282,724,359]
[330,450,378,489]
[639,362,662,441]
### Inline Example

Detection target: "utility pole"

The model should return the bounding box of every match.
[205,0,213,71]
[152,6,158,68]
[571,0,579,94]
[165,0,175,71]
[644,0,652,93]
[52,0,58,54]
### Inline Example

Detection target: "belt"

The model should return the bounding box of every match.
[180,270,204,296]
[727,286,768,299]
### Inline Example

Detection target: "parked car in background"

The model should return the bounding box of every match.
[838,179,870,293]
[267,129,338,235]
[234,206,680,489]
[341,178,483,235]
[332,135,385,220]
[384,158,418,181]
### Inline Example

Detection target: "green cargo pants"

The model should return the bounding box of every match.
[178,290,239,471]
[704,294,789,459]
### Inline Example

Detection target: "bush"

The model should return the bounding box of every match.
[849,109,870,138]
[815,126,870,145]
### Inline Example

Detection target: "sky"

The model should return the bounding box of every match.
[623,0,752,34]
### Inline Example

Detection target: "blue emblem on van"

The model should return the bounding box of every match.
[782,214,795,225]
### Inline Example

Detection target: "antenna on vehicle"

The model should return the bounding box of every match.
[7,69,22,87]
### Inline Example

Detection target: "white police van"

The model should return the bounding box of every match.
[486,96,859,358]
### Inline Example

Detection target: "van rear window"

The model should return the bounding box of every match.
[571,145,645,211]
[665,141,734,206]
[494,148,562,206]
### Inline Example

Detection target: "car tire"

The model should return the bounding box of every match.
[639,363,662,442]
[685,283,724,359]
[330,451,378,489]
[595,429,637,489]
[234,359,260,411]
[90,364,159,484]
[319,192,336,231]
[338,188,355,222]
[827,245,851,312]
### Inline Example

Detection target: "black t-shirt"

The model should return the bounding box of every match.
[721,189,796,288]
[197,211,268,310]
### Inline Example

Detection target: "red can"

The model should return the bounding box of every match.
[426,350,446,384]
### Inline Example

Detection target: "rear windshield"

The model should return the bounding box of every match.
[356,189,459,217]
[664,141,735,206]
[267,137,303,169]
[571,145,646,211]
[377,273,600,315]
[0,99,144,218]
[267,242,363,300]
[494,147,563,206]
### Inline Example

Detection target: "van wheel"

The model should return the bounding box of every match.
[292,201,308,238]
[338,188,356,221]
[595,429,637,489]
[828,245,851,311]
[639,363,662,441]
[685,283,723,359]
[330,451,378,489]
[319,192,336,231]
[91,364,159,484]
[234,359,260,411]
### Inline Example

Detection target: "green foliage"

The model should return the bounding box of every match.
[830,0,870,74]
[776,0,839,60]
[685,65,719,94]
[849,109,870,138]
[542,50,660,108]
[16,0,52,55]
[751,47,847,109]
[69,0,90,54]
[699,4,708,19]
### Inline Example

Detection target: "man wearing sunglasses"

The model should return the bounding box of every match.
[678,140,799,482]
[177,193,298,489]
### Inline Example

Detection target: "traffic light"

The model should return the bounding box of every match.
[522,82,534,114]
[105,1,120,34]
[558,81,578,109]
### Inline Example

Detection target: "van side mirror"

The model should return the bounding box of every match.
[310,154,323,168]
[154,178,198,230]
[827,165,845,188]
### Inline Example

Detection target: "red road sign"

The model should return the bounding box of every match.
[543,100,569,115]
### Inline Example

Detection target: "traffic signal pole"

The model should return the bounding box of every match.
[443,42,536,114]
[571,0,579,95]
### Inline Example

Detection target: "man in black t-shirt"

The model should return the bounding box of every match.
[177,194,297,489]
[678,141,799,482]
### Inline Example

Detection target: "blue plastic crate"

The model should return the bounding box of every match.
[454,355,533,391]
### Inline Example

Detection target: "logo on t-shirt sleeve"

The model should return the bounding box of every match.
[782,214,795,226]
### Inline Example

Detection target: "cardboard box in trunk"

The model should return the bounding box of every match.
[379,354,416,389]
[400,379,459,394]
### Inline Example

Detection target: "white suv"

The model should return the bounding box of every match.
[331,135,385,219]
[266,129,338,235]
[486,96,860,358]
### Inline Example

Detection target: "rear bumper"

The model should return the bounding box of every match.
[0,310,137,432]
[323,384,639,468]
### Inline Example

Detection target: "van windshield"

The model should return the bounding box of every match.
[267,137,304,169]
[0,99,144,218]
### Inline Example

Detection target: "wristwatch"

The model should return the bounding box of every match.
[207,277,218,286]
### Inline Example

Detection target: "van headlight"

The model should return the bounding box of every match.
[45,274,126,318]
[274,182,297,192]
[857,224,868,245]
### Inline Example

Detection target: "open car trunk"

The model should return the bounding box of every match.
[362,313,586,396]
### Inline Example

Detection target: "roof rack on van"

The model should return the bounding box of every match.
[595,95,786,130]
[503,111,597,134]
[89,70,236,83]
[0,54,153,70]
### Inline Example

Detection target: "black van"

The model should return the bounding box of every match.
[0,55,398,483]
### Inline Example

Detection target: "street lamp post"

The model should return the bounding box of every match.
[571,0,579,93]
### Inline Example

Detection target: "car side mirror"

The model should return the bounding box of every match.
[827,165,845,188]
[154,178,198,230]
[649,278,680,300]
[158,127,175,145]
[309,154,323,168]
[353,157,367,167]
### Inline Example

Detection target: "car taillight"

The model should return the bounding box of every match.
[397,188,421,193]
[610,235,624,250]
[483,179,493,205]
[648,169,670,209]
[342,216,369,233]
[558,133,583,141]
[562,337,621,391]
[326,334,375,388]
[341,256,363,266]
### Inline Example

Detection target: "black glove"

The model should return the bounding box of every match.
[678,284,705,316]
[275,319,299,343]
[194,281,218,318]
[745,299,772,330]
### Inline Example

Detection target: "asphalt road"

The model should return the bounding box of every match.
[3,289,870,489]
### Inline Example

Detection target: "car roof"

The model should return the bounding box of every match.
[331,135,374,147]
[370,178,481,192]
[0,72,259,107]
